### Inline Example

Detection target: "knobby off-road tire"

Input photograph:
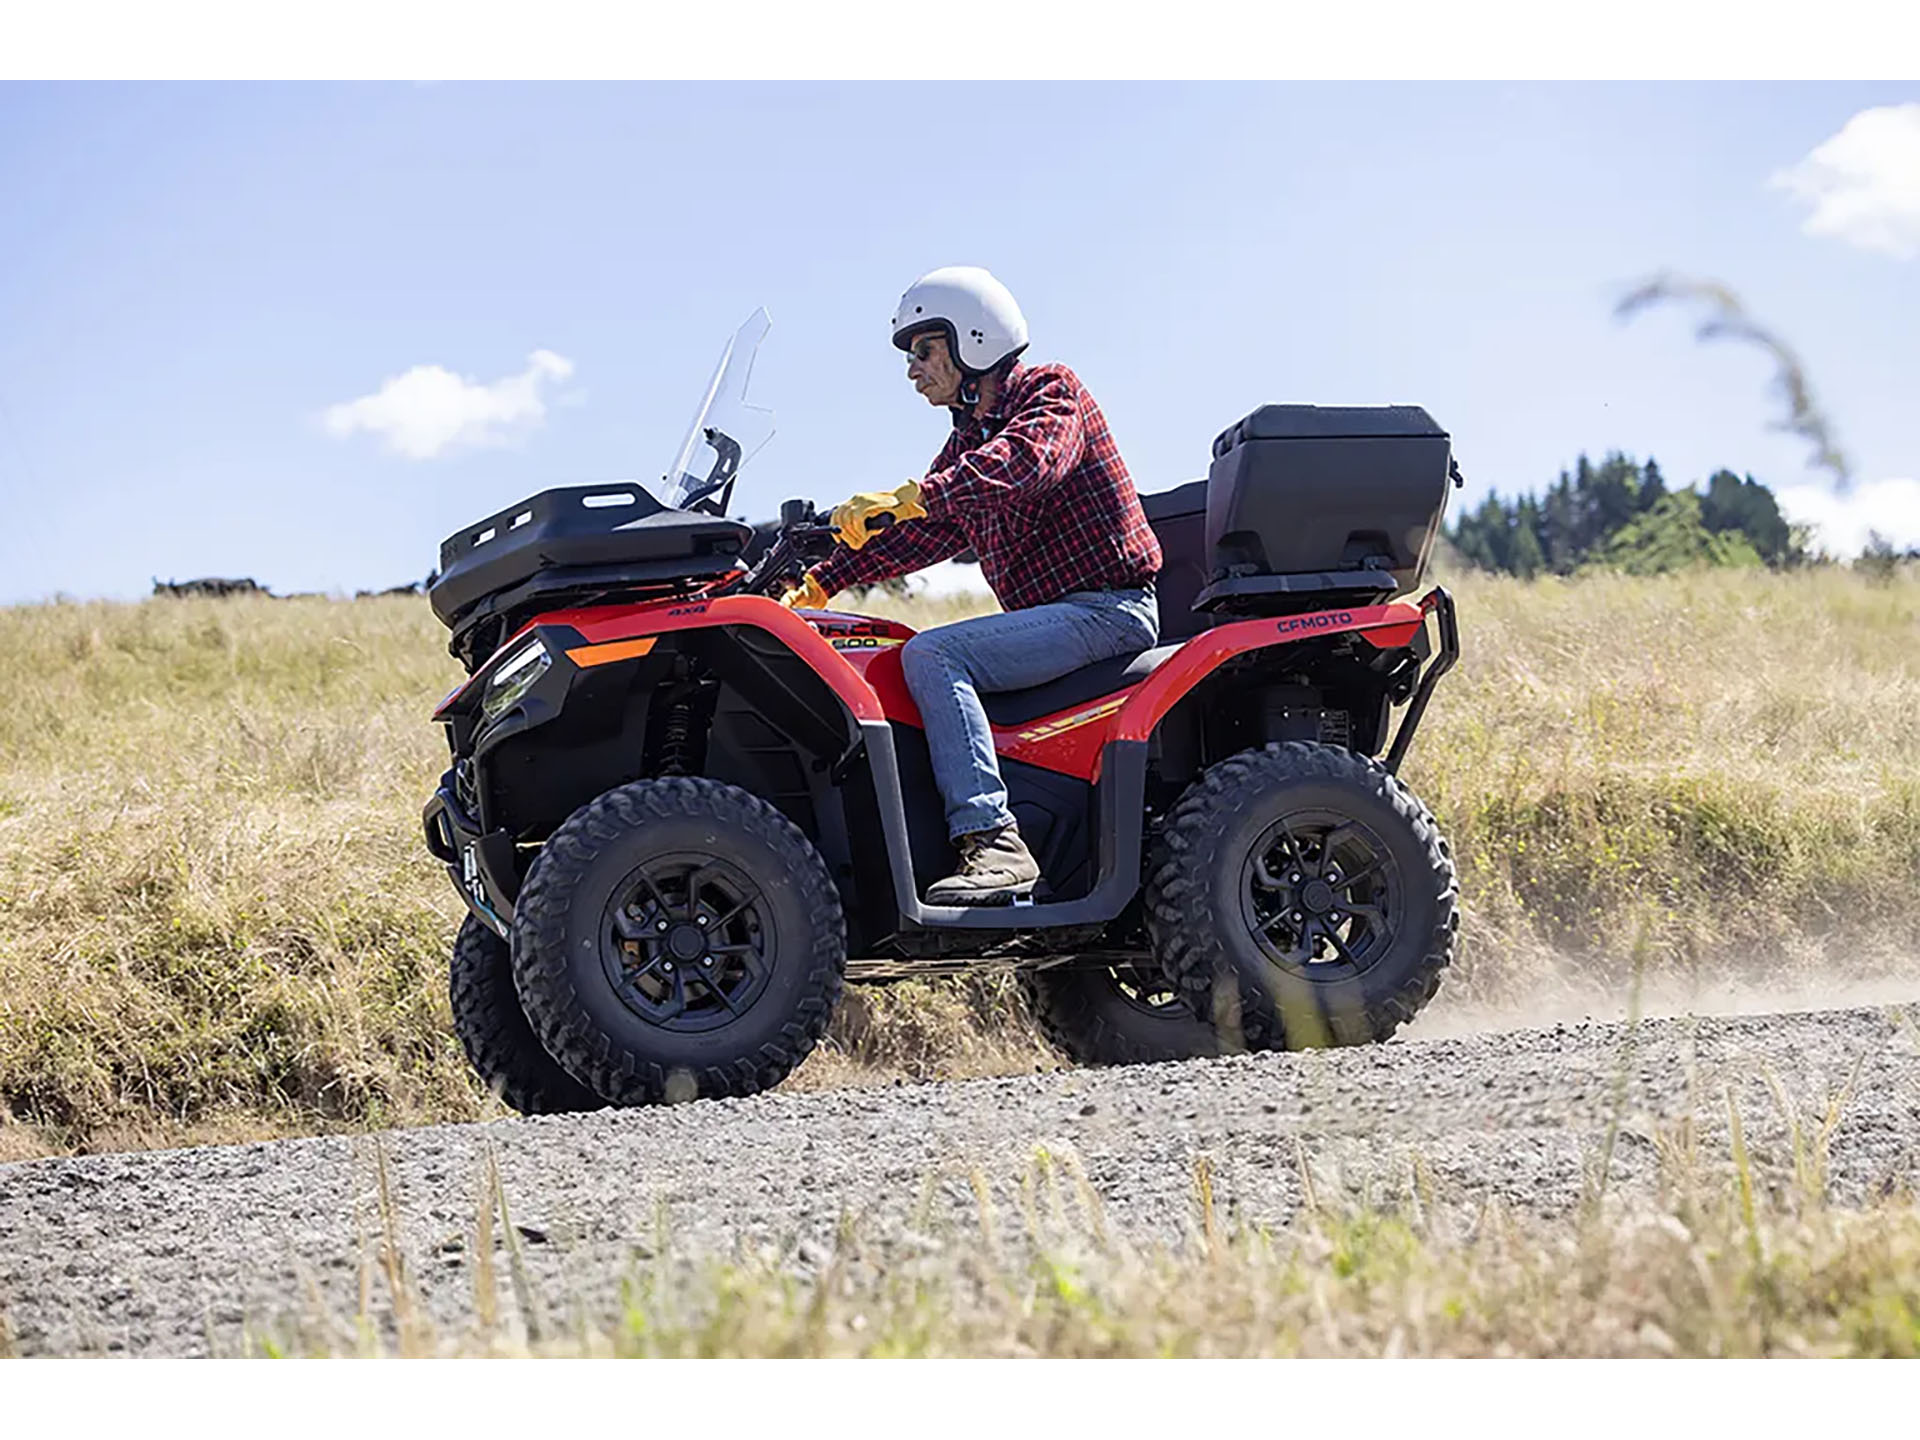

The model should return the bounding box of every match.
[449,914,602,1116]
[1019,964,1219,1067]
[511,776,846,1107]
[1147,742,1457,1052]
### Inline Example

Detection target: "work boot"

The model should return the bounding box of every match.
[925,824,1041,906]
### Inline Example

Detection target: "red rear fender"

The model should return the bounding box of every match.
[878,598,1431,783]
[1109,599,1427,749]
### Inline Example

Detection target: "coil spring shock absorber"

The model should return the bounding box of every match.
[656,698,696,776]
[647,673,713,778]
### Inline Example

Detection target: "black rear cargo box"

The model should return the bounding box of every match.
[1198,405,1453,612]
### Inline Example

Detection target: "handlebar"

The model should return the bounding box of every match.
[722,499,898,599]
[723,502,833,599]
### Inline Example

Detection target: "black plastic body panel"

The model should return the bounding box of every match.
[887,722,1097,901]
[860,722,1149,932]
[1206,404,1452,596]
[429,482,752,632]
[1140,480,1213,641]
[1194,570,1398,613]
[1211,404,1449,452]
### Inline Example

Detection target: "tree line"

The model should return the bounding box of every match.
[1445,452,1900,578]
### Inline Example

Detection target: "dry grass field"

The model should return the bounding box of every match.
[2,565,1917,1161]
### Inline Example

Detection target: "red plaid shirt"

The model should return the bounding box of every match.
[812,362,1162,611]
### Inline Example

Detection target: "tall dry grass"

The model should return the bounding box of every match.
[1,567,1917,1158]
[1409,566,1920,1005]
[259,1098,1920,1358]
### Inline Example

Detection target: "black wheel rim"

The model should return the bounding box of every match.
[598,852,775,1033]
[1238,808,1400,983]
[1104,963,1184,1017]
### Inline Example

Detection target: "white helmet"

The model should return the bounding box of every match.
[890,266,1029,375]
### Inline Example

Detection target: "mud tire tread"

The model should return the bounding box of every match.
[1018,967,1218,1067]
[1145,742,1457,1051]
[449,914,601,1116]
[511,777,845,1106]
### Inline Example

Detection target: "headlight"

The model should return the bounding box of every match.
[481,638,551,721]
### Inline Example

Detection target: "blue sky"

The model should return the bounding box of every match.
[1,81,1916,605]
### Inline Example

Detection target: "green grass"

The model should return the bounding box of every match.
[2,565,1918,1158]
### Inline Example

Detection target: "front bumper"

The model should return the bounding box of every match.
[423,771,520,939]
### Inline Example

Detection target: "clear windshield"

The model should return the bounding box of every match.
[658,307,776,513]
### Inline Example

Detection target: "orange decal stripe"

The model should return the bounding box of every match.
[533,595,890,723]
[565,636,659,667]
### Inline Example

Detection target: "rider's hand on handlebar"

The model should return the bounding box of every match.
[779,571,830,611]
[831,480,926,551]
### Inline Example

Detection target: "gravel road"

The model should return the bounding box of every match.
[5,1001,1919,1356]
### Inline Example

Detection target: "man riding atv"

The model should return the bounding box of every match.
[424,292,1464,1111]
[781,267,1163,906]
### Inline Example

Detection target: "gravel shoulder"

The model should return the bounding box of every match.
[5,1001,1919,1356]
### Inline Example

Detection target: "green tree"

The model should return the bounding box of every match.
[1700,469,1794,565]
[1572,456,1598,552]
[1542,472,1579,573]
[1446,452,1804,578]
[1464,492,1511,572]
[1508,508,1547,578]
[1587,452,1642,540]
[1591,490,1762,575]
[1639,457,1667,511]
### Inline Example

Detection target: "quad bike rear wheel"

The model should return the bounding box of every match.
[448,914,601,1116]
[1020,963,1218,1066]
[511,776,846,1106]
[1147,742,1457,1051]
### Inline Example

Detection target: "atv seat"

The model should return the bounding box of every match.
[982,643,1183,729]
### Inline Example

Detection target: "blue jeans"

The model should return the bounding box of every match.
[899,586,1160,839]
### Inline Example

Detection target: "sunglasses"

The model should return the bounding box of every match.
[908,336,943,364]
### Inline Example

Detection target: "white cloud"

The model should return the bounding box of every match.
[323,349,575,460]
[1776,476,1920,558]
[1770,103,1920,260]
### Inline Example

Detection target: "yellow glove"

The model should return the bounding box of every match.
[779,571,830,611]
[830,479,927,551]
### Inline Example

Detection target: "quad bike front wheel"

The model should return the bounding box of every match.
[1146,741,1457,1051]
[511,776,846,1106]
[449,914,602,1116]
[1020,962,1218,1066]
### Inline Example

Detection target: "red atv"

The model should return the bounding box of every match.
[422,311,1462,1113]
